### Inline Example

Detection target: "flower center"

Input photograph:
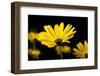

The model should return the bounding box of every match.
[55,39,62,45]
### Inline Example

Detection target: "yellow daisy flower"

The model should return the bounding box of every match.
[28,32,38,42]
[29,49,41,59]
[37,22,76,48]
[73,41,88,58]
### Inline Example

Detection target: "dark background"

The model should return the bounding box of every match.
[28,15,88,61]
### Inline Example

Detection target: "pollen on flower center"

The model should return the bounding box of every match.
[55,39,62,45]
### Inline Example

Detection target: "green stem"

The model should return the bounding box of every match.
[59,46,63,59]
[36,56,39,59]
[32,40,36,49]
[60,52,63,59]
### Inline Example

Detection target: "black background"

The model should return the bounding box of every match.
[28,15,88,60]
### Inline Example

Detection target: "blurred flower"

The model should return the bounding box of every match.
[73,41,88,58]
[62,46,71,53]
[28,32,38,42]
[29,49,41,59]
[56,46,71,54]
[55,46,71,58]
[37,22,76,48]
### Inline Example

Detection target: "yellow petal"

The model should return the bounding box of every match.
[62,25,76,42]
[41,41,56,48]
[73,48,81,55]
[76,42,84,51]
[59,22,64,38]
[37,32,55,41]
[64,27,76,37]
[62,40,70,43]
[44,25,56,39]
[73,52,81,58]
[67,35,74,40]
[84,41,88,49]
[54,24,59,38]
[84,41,88,53]
[79,42,84,51]
[73,48,85,58]
[63,24,72,35]
[62,35,74,42]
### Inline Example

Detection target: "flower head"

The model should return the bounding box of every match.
[62,46,71,53]
[73,41,88,58]
[28,32,38,42]
[37,22,76,48]
[29,49,41,59]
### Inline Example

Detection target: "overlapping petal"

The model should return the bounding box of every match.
[44,25,56,39]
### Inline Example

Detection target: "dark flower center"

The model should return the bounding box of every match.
[55,39,62,45]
